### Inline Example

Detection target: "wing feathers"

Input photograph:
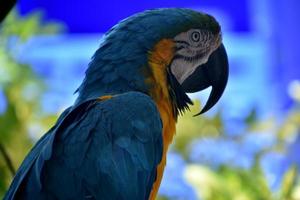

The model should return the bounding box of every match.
[6,92,162,200]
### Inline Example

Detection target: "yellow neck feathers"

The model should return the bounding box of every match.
[146,39,177,200]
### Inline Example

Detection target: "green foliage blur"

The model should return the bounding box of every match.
[1,9,300,200]
[0,10,63,198]
[170,99,300,200]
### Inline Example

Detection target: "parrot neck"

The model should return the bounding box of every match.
[146,39,193,120]
[146,38,192,200]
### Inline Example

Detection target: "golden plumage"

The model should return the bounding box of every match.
[146,39,177,200]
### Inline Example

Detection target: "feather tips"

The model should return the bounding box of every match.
[6,92,162,200]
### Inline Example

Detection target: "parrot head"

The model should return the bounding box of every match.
[165,13,228,115]
[76,8,228,116]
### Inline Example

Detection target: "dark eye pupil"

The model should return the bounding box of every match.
[192,32,200,42]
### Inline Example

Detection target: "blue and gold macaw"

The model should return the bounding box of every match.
[5,8,228,200]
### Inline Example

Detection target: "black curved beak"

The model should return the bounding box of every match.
[181,43,229,115]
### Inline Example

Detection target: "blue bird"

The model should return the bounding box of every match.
[4,8,228,200]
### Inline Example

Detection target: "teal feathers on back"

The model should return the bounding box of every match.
[5,92,162,200]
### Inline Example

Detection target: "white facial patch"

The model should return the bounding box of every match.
[171,28,221,84]
[171,54,210,84]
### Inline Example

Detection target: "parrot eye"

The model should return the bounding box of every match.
[190,31,201,42]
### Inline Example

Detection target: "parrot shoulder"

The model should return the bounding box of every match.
[45,91,164,199]
[6,91,163,200]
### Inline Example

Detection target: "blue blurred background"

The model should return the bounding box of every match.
[1,0,300,199]
[15,0,300,115]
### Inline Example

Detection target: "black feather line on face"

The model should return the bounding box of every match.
[166,67,193,118]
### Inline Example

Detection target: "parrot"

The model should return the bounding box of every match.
[4,8,228,200]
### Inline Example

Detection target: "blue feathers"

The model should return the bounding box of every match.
[75,8,216,105]
[4,8,217,200]
[5,92,162,200]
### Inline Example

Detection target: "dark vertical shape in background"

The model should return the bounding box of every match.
[0,0,17,22]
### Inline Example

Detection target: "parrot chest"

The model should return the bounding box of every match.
[146,39,177,200]
[148,96,176,200]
